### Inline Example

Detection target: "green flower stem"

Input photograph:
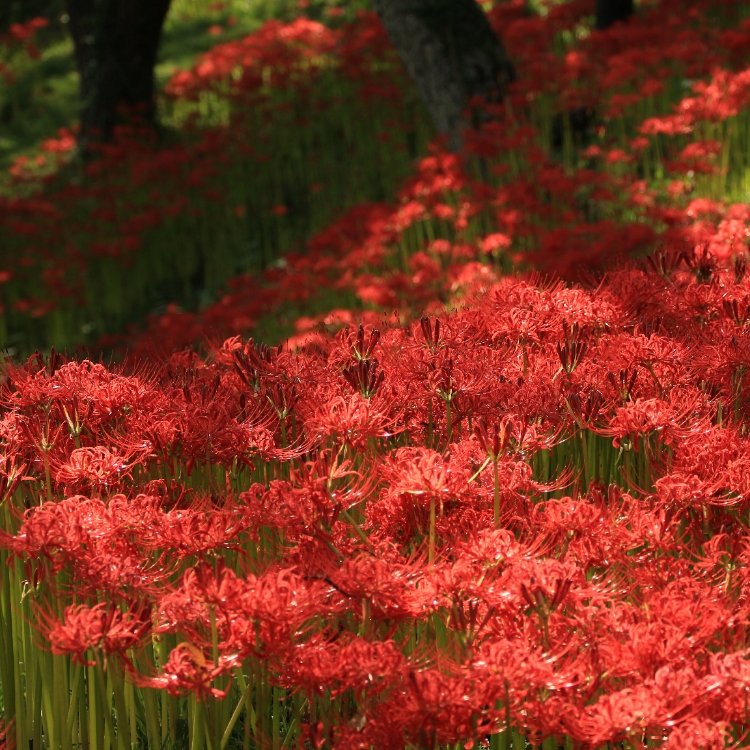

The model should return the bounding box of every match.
[40,649,57,750]
[272,686,282,750]
[15,590,31,746]
[88,662,101,750]
[0,548,16,737]
[221,672,253,750]
[190,695,206,750]
[210,605,222,750]
[579,429,590,488]
[125,678,137,750]
[280,696,305,749]
[139,678,162,750]
[340,508,376,554]
[98,659,115,750]
[110,662,131,750]
[236,667,257,750]
[64,661,83,743]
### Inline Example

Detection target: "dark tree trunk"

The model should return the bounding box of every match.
[595,0,634,29]
[66,0,171,153]
[373,0,515,151]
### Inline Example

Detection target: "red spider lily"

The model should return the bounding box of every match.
[52,444,150,491]
[663,718,733,750]
[0,454,30,500]
[134,642,236,699]
[323,551,440,622]
[279,632,407,697]
[342,359,384,398]
[7,493,178,594]
[36,600,152,665]
[300,391,403,449]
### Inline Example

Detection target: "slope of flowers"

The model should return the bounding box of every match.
[5,1,750,748]
[104,0,750,357]
[0,9,426,354]
[3,0,750,355]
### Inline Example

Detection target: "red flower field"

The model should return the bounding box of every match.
[2,0,750,747]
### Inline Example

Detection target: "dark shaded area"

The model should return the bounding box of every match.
[595,0,634,29]
[0,0,63,29]
[66,0,172,152]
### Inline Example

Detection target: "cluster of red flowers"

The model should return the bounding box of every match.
[4,0,750,746]
[4,243,750,745]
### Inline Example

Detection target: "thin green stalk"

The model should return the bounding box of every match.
[125,678,137,750]
[280,696,305,749]
[110,662,131,750]
[340,508,376,554]
[579,429,590,488]
[56,654,72,750]
[31,618,44,750]
[8,576,25,747]
[65,662,83,741]
[272,687,281,750]
[97,659,115,750]
[236,667,256,750]
[190,696,206,750]
[88,662,101,750]
[210,605,222,750]
[40,649,57,750]
[140,679,162,750]
[221,673,253,750]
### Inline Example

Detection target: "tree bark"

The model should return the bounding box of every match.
[373,0,515,151]
[595,0,634,30]
[66,0,171,153]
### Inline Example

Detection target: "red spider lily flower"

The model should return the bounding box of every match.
[325,551,440,622]
[663,718,732,750]
[0,454,30,500]
[279,632,407,697]
[8,493,176,595]
[573,665,722,747]
[300,392,402,448]
[153,501,249,559]
[53,444,150,491]
[598,388,710,451]
[135,642,236,699]
[37,601,152,664]
[155,561,247,641]
[360,663,500,749]
[383,447,453,499]
[324,324,383,373]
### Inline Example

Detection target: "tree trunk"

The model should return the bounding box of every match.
[66,0,171,153]
[373,0,515,151]
[595,0,634,29]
